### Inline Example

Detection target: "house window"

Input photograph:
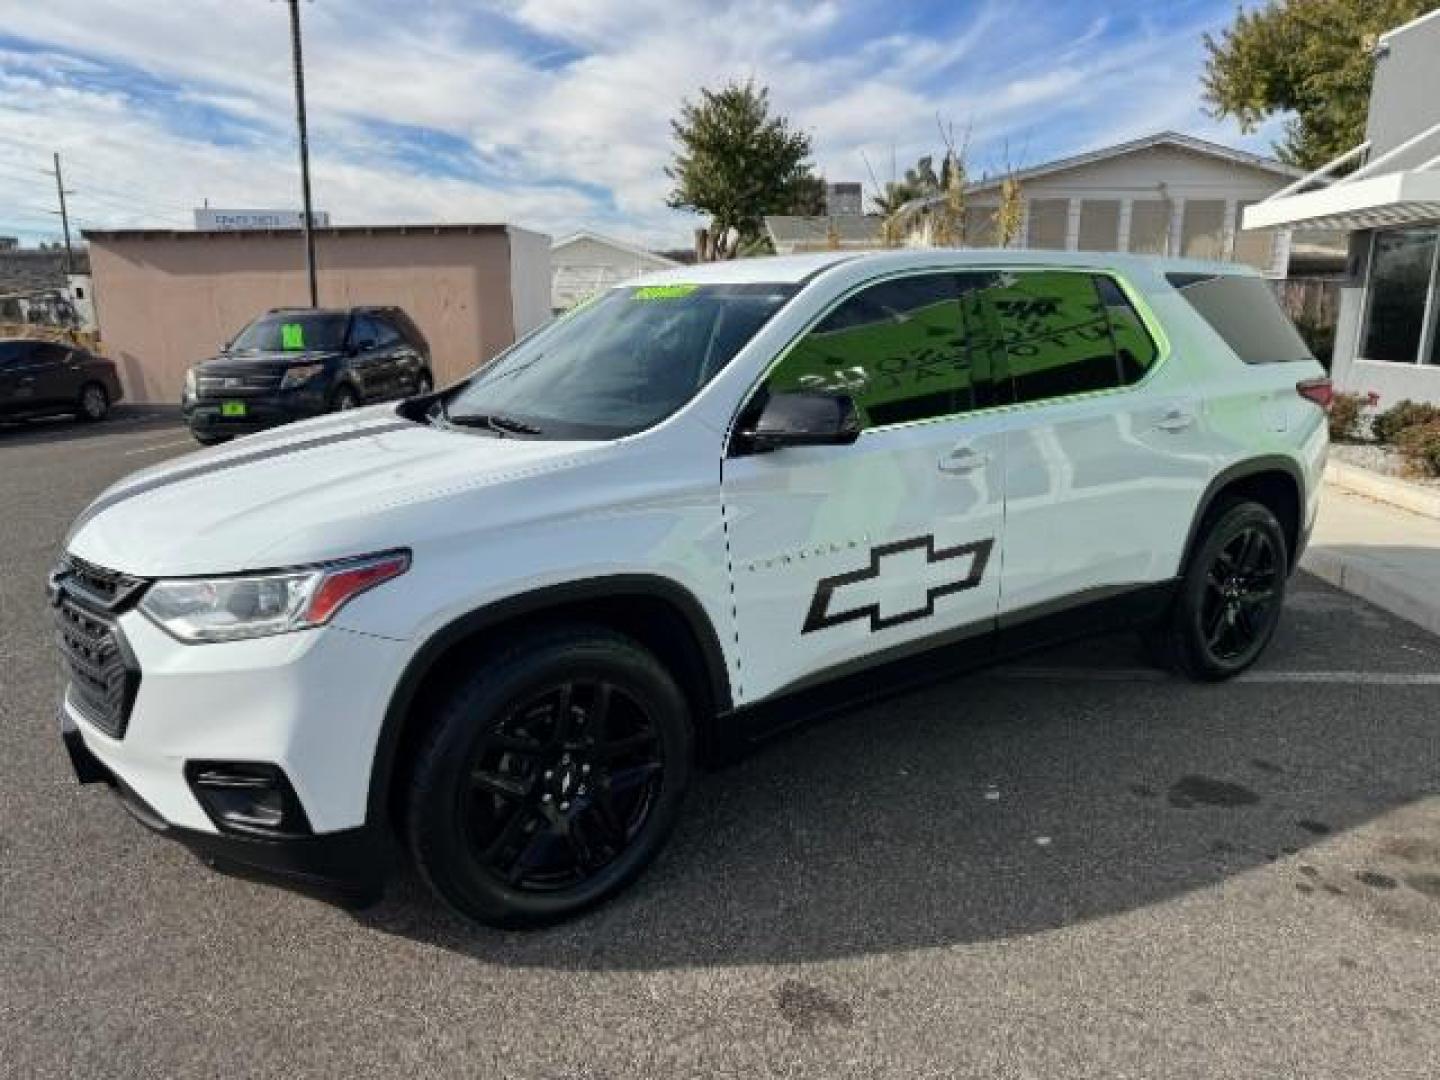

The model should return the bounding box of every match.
[1077,200,1120,251]
[1360,227,1440,366]
[1026,199,1068,250]
[1232,202,1275,271]
[1181,200,1227,259]
[1129,200,1171,255]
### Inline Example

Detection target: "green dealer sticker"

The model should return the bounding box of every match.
[633,284,698,300]
[280,322,305,350]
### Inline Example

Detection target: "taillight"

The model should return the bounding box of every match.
[1296,377,1333,412]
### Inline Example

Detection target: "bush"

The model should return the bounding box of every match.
[1397,421,1440,478]
[1373,399,1440,445]
[1327,392,1367,441]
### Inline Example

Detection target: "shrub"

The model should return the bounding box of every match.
[1327,392,1367,441]
[1396,421,1440,478]
[1373,399,1440,445]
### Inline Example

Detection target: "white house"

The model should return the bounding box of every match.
[768,131,1328,277]
[1245,8,1440,405]
[551,230,680,311]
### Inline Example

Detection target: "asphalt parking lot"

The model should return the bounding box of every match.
[4,413,1440,1079]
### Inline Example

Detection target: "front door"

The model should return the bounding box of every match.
[722,271,1009,707]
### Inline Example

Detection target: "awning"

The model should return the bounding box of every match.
[1243,170,1440,232]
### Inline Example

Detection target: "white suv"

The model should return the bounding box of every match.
[55,250,1329,926]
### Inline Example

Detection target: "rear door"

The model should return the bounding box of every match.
[985,269,1212,627]
[0,342,21,416]
[722,271,1009,706]
[10,342,72,412]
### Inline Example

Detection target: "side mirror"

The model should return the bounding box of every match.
[742,391,861,452]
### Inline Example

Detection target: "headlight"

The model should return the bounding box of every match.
[139,551,409,643]
[280,362,326,389]
[183,368,197,400]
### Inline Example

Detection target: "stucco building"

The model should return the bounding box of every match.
[1246,8,1440,404]
[82,224,550,403]
[550,230,678,312]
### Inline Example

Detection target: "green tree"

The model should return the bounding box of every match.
[1202,0,1440,168]
[666,80,818,259]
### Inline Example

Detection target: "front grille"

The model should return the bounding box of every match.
[52,557,143,739]
[196,372,283,397]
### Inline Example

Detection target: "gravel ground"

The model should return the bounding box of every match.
[4,413,1440,1079]
[1331,441,1440,487]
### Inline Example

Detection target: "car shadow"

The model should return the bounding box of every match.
[0,407,183,449]
[356,612,1440,970]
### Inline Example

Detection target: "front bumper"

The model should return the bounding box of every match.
[63,710,384,905]
[184,385,331,437]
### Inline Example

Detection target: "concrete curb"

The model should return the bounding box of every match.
[1324,460,1440,521]
[1300,546,1440,639]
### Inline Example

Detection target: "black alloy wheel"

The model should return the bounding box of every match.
[407,626,692,927]
[332,386,361,411]
[77,383,109,422]
[1161,499,1289,681]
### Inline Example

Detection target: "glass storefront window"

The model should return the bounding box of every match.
[1360,227,1439,364]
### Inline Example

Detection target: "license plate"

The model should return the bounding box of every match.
[221,401,247,417]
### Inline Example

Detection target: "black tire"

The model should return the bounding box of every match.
[406,625,693,928]
[77,382,109,422]
[331,385,361,411]
[192,431,232,447]
[414,372,434,397]
[1160,500,1289,681]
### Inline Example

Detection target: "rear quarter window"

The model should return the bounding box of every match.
[1167,273,1313,364]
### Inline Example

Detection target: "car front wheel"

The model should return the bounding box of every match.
[1161,499,1289,681]
[77,382,109,422]
[405,626,693,927]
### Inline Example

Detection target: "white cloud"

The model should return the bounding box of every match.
[0,0,1270,249]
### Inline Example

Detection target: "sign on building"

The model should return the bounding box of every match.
[193,208,331,231]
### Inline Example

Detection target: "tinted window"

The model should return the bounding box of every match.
[1359,228,1437,364]
[1168,273,1313,364]
[987,271,1119,403]
[1093,275,1159,383]
[230,311,349,352]
[443,283,795,440]
[767,272,1002,428]
[28,343,70,365]
[0,341,24,366]
[351,314,397,349]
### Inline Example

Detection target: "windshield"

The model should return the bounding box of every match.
[441,283,796,439]
[229,311,349,353]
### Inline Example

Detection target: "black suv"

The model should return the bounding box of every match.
[0,338,122,424]
[183,306,434,445]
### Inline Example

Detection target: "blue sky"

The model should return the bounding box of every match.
[0,0,1278,249]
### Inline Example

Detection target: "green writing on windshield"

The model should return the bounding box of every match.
[280,322,305,350]
[633,284,698,301]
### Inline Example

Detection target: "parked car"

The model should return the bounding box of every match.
[0,338,121,423]
[55,250,1329,928]
[182,306,434,445]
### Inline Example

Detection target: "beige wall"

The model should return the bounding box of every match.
[88,229,522,403]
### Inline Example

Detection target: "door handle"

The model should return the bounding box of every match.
[938,446,991,475]
[1155,408,1196,432]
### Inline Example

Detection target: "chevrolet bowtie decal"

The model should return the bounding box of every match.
[802,534,995,634]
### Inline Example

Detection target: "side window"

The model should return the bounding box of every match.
[1093,275,1159,383]
[371,316,403,347]
[350,315,383,349]
[986,270,1119,404]
[29,343,71,366]
[765,272,1001,428]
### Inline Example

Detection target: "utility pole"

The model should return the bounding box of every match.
[283,0,318,307]
[50,152,75,274]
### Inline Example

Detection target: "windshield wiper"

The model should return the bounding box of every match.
[444,411,543,437]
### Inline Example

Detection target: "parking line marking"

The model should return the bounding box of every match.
[987,667,1440,685]
[122,439,194,456]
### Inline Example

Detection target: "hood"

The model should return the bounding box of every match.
[67,407,606,576]
[195,349,343,374]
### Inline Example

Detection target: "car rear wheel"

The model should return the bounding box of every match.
[1160,500,1288,681]
[77,382,109,422]
[192,431,232,447]
[406,626,692,928]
